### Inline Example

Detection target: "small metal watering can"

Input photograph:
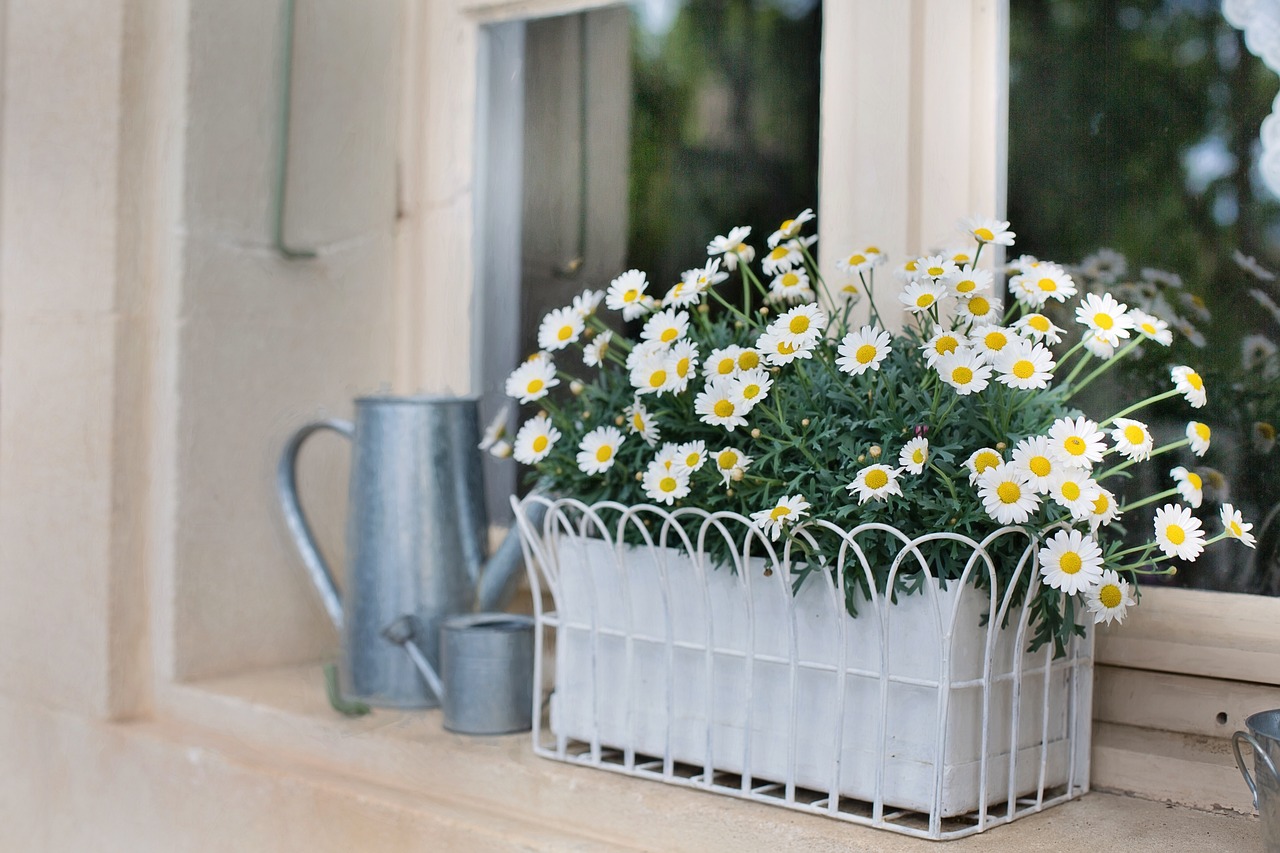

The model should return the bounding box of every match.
[277,395,539,709]
[1234,709,1280,851]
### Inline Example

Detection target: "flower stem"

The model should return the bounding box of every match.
[1119,487,1179,513]
[1095,437,1190,480]
[1100,388,1180,427]
[1067,337,1144,398]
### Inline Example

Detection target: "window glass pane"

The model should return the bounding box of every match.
[1008,0,1280,594]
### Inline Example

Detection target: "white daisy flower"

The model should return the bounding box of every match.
[750,493,811,541]
[1075,293,1133,346]
[1080,248,1129,283]
[731,367,773,411]
[582,330,613,368]
[1038,528,1104,594]
[847,464,903,504]
[629,349,678,396]
[653,442,680,471]
[707,226,751,259]
[641,308,690,347]
[835,279,863,302]
[758,326,817,366]
[736,347,762,372]
[488,439,512,459]
[576,426,625,475]
[1019,267,1078,306]
[947,267,994,298]
[1186,421,1211,457]
[965,447,1005,484]
[1170,466,1204,508]
[1087,570,1136,625]
[977,463,1041,525]
[669,340,699,393]
[537,307,585,352]
[674,440,708,473]
[893,258,923,282]
[900,279,948,313]
[664,278,703,309]
[1088,487,1122,529]
[705,345,744,379]
[761,240,803,275]
[965,216,1016,246]
[512,413,561,465]
[605,269,651,320]
[687,257,729,292]
[695,378,749,431]
[994,338,1055,390]
[915,330,960,367]
[946,247,976,267]
[477,404,511,452]
[504,357,559,404]
[1171,365,1207,408]
[1153,503,1206,560]
[571,289,604,318]
[937,348,992,395]
[916,255,959,281]
[838,326,893,376]
[1082,330,1117,359]
[1242,334,1279,375]
[1006,254,1044,276]
[898,437,930,475]
[767,268,815,304]
[766,209,815,248]
[836,246,884,274]
[1046,469,1102,520]
[773,303,827,348]
[957,294,1004,326]
[971,326,1016,360]
[642,459,690,506]
[1010,436,1060,494]
[624,399,660,446]
[713,447,752,487]
[1015,312,1065,345]
[1221,503,1257,548]
[1110,418,1154,462]
[1130,310,1173,346]
[1047,415,1107,470]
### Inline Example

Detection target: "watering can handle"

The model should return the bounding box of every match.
[1233,729,1279,811]
[277,418,354,631]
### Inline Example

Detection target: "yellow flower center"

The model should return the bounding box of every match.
[532,435,549,453]
[649,370,667,388]
[777,341,797,355]
[975,452,1000,473]
[1013,359,1035,379]
[781,272,800,289]
[527,379,544,394]
[780,218,796,233]
[742,383,761,399]
[1028,314,1050,332]
[789,315,810,334]
[985,331,1008,350]
[714,400,735,418]
[1186,472,1202,490]
[952,252,972,264]
[969,296,990,315]
[685,453,700,467]
[904,260,918,272]
[659,476,678,493]
[916,293,936,307]
[632,413,645,431]
[952,366,974,384]
[734,243,749,254]
[717,357,735,375]
[1140,322,1156,335]
[1060,552,1082,575]
[865,469,889,490]
[558,325,574,341]
[717,450,737,469]
[738,350,760,370]
[623,288,639,302]
[769,246,789,261]
[1166,524,1186,545]
[997,482,1022,504]
[926,267,945,278]
[1064,436,1086,456]
[1099,584,1122,609]
[1062,481,1081,501]
[1092,494,1110,514]
[866,245,881,254]
[661,328,678,343]
[1093,312,1114,330]
[1230,521,1243,537]
[770,505,792,521]
[912,448,925,464]
[1123,425,1145,445]
[856,344,878,364]
[975,227,995,241]
[847,254,867,266]
[1038,277,1058,292]
[956,279,976,293]
[1030,456,1051,477]
[1194,422,1211,441]
[595,445,613,463]
[1186,371,1203,390]
[676,357,691,377]
[934,336,958,356]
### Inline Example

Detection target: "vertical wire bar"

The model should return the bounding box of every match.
[692,521,721,786]
[1035,639,1053,806]
[928,556,951,837]
[654,520,678,779]
[873,561,892,825]
[975,543,1003,833]
[826,535,852,816]
[583,516,605,764]
[781,541,800,804]
[739,535,758,796]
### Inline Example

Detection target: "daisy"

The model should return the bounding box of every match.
[663,277,703,309]
[504,357,559,404]
[964,216,1016,246]
[1088,487,1122,529]
[767,209,815,247]
[1087,570,1136,625]
[707,225,752,261]
[1171,365,1207,408]
[1170,466,1203,508]
[695,379,749,431]
[605,269,651,320]
[773,303,827,348]
[893,258,922,282]
[994,339,1055,390]
[1046,469,1102,520]
[751,494,811,541]
[1038,528,1104,594]
[946,247,976,267]
[1006,254,1043,276]
[576,426,625,475]
[642,459,690,506]
[915,255,959,281]
[1153,503,1205,560]
[920,329,963,366]
[629,349,678,396]
[1221,503,1257,548]
[937,348,992,395]
[837,326,893,376]
[1254,421,1276,454]
[957,294,1003,326]
[761,240,803,275]
[477,405,511,452]
[835,280,862,302]
[1020,267,1078,306]
[582,330,613,368]
[641,309,690,347]
[1110,418,1154,462]
[512,413,561,465]
[947,267,993,298]
[488,439,512,459]
[674,440,708,473]
[571,289,604,317]
[1015,312,1065,345]
[736,348,762,371]
[977,463,1041,524]
[1186,421,1211,457]
[847,464,903,504]
[1082,331,1117,359]
[1080,249,1128,284]
[624,399,660,446]
[731,368,773,411]
[686,257,729,292]
[900,279,948,313]
[899,437,929,475]
[965,447,1005,484]
[767,268,815,304]
[757,326,817,366]
[669,340,699,393]
[713,447,752,487]
[1130,310,1173,346]
[836,246,884,274]
[1047,416,1107,470]
[1010,436,1059,494]
[1075,293,1133,346]
[971,326,1015,359]
[705,345,744,379]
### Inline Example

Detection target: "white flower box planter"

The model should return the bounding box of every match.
[514,497,1093,841]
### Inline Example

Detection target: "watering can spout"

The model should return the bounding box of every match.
[476,499,548,613]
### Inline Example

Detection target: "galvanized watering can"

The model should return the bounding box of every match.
[277,395,538,709]
[1235,709,1280,851]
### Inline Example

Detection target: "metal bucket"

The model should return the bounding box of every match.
[1234,709,1280,851]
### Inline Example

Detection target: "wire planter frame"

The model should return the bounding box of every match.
[512,495,1093,842]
